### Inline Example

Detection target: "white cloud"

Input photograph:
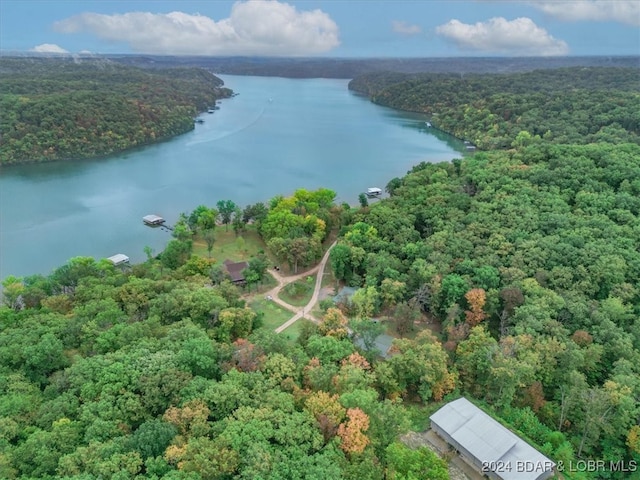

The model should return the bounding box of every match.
[53,0,340,56]
[30,43,69,54]
[528,0,640,27]
[392,20,422,35]
[436,17,569,56]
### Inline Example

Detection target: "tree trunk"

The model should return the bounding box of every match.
[558,388,567,431]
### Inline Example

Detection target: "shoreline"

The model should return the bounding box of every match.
[349,85,476,149]
[1,76,460,281]
[0,102,234,168]
[0,126,196,168]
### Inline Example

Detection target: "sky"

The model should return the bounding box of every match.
[0,0,639,57]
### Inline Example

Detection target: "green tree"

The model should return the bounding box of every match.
[167,436,239,479]
[217,307,256,342]
[161,239,193,270]
[191,205,218,231]
[440,274,468,314]
[349,318,385,354]
[330,243,353,283]
[247,253,269,283]
[380,278,407,309]
[387,331,457,402]
[455,325,498,396]
[1,275,24,310]
[127,418,178,460]
[172,218,194,242]
[385,442,449,480]
[385,177,403,196]
[217,200,238,230]
[232,207,245,235]
[242,202,268,225]
[351,286,380,318]
[143,245,155,262]
[203,228,216,258]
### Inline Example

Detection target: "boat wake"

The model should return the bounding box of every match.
[186,107,266,147]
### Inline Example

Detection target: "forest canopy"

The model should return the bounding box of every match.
[1,64,640,479]
[349,67,640,149]
[0,58,231,165]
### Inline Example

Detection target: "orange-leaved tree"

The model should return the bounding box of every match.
[337,407,370,455]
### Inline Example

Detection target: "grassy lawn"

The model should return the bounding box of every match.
[243,272,278,295]
[193,225,272,263]
[279,275,315,307]
[311,305,324,321]
[279,318,314,344]
[249,297,293,331]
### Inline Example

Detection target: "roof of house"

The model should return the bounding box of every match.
[332,286,358,303]
[430,397,555,480]
[223,259,249,282]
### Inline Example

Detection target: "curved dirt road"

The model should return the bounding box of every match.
[260,240,336,333]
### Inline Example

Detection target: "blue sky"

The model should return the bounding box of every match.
[1,0,638,57]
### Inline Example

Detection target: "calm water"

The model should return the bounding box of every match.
[0,75,463,279]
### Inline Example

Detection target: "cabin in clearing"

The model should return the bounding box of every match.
[223,259,249,285]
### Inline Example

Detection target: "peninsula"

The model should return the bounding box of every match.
[0,57,232,165]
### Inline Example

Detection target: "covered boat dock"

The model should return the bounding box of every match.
[143,214,165,226]
[106,254,130,266]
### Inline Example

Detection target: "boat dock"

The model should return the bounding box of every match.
[143,214,165,226]
[143,214,174,232]
[106,253,130,266]
[365,187,382,198]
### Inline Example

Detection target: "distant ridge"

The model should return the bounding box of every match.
[4,51,637,78]
[107,54,640,78]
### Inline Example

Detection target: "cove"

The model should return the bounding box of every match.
[0,75,464,279]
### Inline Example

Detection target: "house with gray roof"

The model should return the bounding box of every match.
[332,286,358,303]
[430,397,555,480]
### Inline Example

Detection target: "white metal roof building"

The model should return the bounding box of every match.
[143,214,165,225]
[430,398,555,480]
[106,254,130,266]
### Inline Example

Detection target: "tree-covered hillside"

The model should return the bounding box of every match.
[2,145,639,478]
[112,54,640,79]
[349,67,640,149]
[329,144,640,471]
[0,220,450,480]
[2,65,639,479]
[0,58,232,165]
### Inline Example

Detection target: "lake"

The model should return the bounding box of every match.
[0,75,463,279]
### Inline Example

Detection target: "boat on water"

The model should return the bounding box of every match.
[366,187,382,197]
